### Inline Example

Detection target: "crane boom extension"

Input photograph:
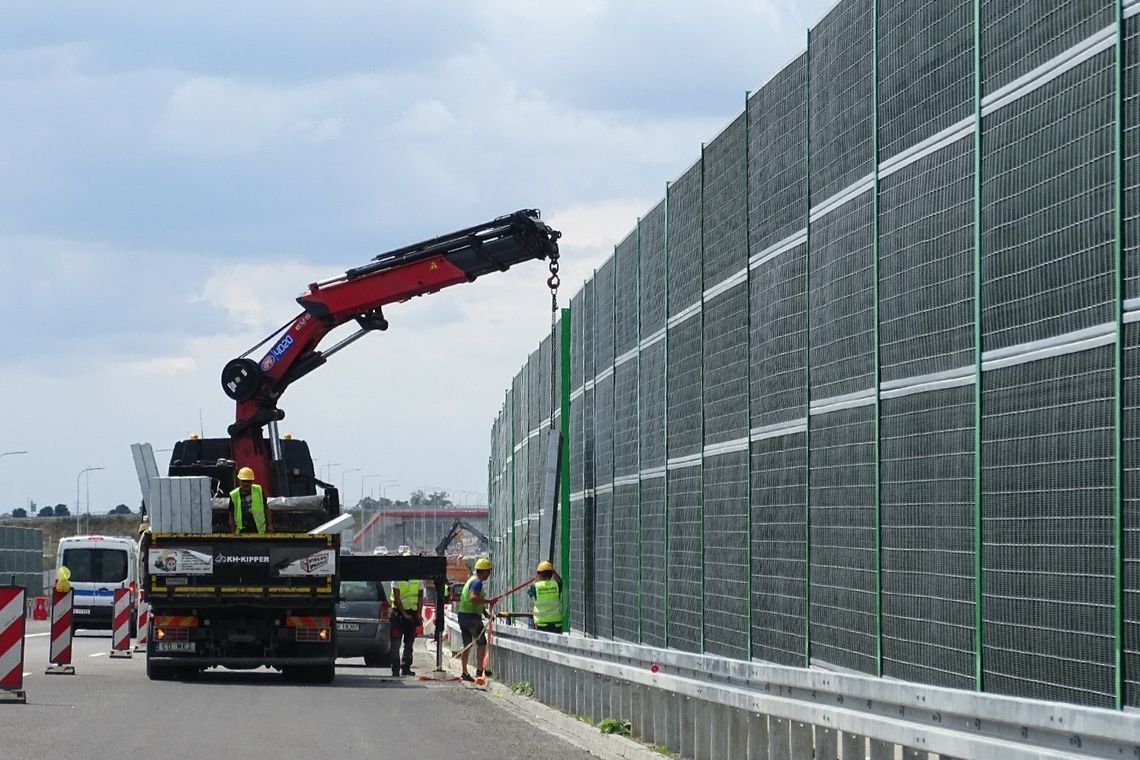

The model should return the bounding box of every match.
[220,209,561,495]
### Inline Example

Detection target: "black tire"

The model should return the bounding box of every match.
[311,664,335,684]
[146,658,176,681]
[363,653,385,668]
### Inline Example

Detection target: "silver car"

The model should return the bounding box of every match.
[336,580,391,667]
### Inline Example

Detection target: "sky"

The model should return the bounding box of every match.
[0,0,832,516]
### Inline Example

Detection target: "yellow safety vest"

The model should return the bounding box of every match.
[229,485,267,534]
[533,579,561,625]
[394,579,421,611]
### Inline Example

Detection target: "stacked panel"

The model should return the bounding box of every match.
[639,203,669,647]
[979,7,1116,706]
[613,231,641,641]
[1125,9,1140,713]
[594,260,616,640]
[666,163,704,654]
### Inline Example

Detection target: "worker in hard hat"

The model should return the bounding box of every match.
[527,560,563,634]
[229,466,272,534]
[457,556,497,682]
[389,550,423,677]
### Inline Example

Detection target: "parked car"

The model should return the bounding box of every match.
[56,535,139,634]
[371,546,388,556]
[336,580,391,667]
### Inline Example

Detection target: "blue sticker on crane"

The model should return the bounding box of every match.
[259,333,295,371]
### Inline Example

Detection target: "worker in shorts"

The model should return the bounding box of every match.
[457,556,497,682]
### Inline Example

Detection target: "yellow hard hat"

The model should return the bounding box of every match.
[237,466,256,481]
[537,561,554,573]
[474,557,492,571]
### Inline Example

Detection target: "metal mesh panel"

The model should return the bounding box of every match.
[667,466,702,653]
[879,140,975,383]
[595,258,616,376]
[809,192,875,401]
[640,476,667,647]
[1127,15,1140,301]
[704,286,750,444]
[667,317,703,457]
[513,370,528,593]
[979,1,1115,97]
[881,385,975,689]
[750,433,808,666]
[751,243,808,428]
[809,0,874,203]
[809,405,877,675]
[980,54,1115,351]
[615,230,639,356]
[595,374,615,491]
[582,494,597,636]
[640,340,667,469]
[570,494,585,632]
[582,279,596,493]
[704,113,748,287]
[594,489,614,640]
[615,362,639,478]
[703,450,750,659]
[612,483,640,642]
[668,162,704,315]
[1126,13,1140,711]
[1124,322,1140,709]
[981,348,1115,708]
[876,0,973,160]
[640,202,668,335]
[748,53,807,250]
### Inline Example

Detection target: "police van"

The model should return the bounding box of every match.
[55,535,139,633]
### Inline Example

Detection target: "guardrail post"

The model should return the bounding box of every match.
[680,695,696,758]
[869,738,893,760]
[727,707,748,758]
[748,713,769,759]
[694,699,713,760]
[841,732,864,759]
[789,720,813,759]
[815,726,838,760]
[769,717,791,760]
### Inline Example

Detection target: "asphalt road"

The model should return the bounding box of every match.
[0,620,598,760]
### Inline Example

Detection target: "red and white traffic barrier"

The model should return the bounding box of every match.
[109,588,133,659]
[134,601,150,652]
[45,587,75,675]
[0,586,28,703]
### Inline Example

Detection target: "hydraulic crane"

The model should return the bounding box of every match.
[212,209,560,497]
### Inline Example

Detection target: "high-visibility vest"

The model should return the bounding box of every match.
[394,579,421,611]
[229,485,267,534]
[458,576,484,615]
[532,579,561,625]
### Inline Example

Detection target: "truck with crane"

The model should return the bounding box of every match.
[141,210,561,681]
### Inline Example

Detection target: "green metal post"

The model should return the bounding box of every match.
[635,219,643,643]
[871,0,884,678]
[744,89,754,659]
[972,0,985,693]
[699,144,707,653]
[663,181,671,648]
[804,27,814,668]
[560,307,573,633]
[1113,0,1125,710]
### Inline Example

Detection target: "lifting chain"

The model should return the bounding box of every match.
[547,249,561,430]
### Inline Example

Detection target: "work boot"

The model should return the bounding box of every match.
[476,668,492,678]
[391,669,400,677]
[402,667,415,676]
[461,672,475,682]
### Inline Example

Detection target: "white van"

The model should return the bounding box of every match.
[56,535,139,633]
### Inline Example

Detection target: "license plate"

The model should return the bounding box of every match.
[336,622,360,632]
[155,641,195,653]
[73,608,91,615]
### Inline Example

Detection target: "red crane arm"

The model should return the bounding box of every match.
[222,209,560,495]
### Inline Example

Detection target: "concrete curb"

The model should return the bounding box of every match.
[442,653,665,760]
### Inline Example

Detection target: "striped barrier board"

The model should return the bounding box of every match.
[134,601,149,652]
[0,586,27,703]
[109,588,132,659]
[46,588,75,675]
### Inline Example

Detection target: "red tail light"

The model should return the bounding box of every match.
[379,601,389,619]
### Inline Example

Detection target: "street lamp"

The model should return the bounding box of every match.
[0,450,28,460]
[75,467,104,535]
[360,473,383,503]
[319,462,340,482]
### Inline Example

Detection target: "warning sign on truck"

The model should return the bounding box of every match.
[149,547,213,575]
[276,549,336,577]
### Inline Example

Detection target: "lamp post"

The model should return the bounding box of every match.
[0,451,27,510]
[75,467,104,535]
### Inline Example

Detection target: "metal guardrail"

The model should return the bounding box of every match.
[462,617,1140,760]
